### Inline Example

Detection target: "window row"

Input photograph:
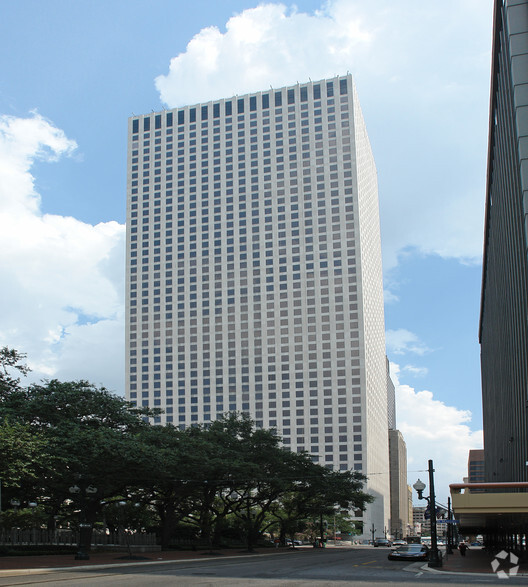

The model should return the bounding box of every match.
[131,80,349,133]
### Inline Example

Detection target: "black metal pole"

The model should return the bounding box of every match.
[446,497,453,554]
[428,460,441,567]
[75,501,90,560]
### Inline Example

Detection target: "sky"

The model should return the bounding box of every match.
[0,0,492,506]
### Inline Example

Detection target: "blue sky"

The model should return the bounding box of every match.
[0,0,492,504]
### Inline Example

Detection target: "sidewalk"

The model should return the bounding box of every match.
[0,547,282,576]
[434,547,528,576]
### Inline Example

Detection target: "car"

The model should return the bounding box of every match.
[373,538,392,547]
[388,544,429,561]
[392,540,407,546]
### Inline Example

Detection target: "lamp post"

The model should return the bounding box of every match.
[413,460,442,568]
[28,501,37,543]
[446,497,453,554]
[69,483,97,560]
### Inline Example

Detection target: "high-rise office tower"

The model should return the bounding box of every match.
[126,74,390,536]
[388,429,409,538]
[479,0,528,483]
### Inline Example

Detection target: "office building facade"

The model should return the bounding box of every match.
[467,449,485,485]
[479,0,528,483]
[126,74,390,536]
[389,429,409,538]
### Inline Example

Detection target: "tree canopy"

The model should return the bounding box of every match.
[0,347,374,549]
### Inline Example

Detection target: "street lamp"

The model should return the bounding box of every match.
[413,460,442,568]
[69,483,97,560]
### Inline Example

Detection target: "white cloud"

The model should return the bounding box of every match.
[386,329,431,356]
[402,365,428,378]
[390,363,483,505]
[155,0,492,271]
[0,113,124,394]
[155,3,373,107]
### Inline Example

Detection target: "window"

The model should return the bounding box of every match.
[313,85,321,100]
[155,114,161,129]
[178,110,184,125]
[287,89,295,104]
[275,91,282,107]
[190,108,196,123]
[238,98,245,113]
[143,117,151,132]
[340,78,348,95]
[213,103,220,118]
[262,94,270,109]
[166,112,173,127]
[326,81,334,97]
[225,101,232,116]
[250,96,257,111]
[132,119,139,133]
[300,86,308,102]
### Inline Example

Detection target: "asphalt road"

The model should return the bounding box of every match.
[0,546,522,586]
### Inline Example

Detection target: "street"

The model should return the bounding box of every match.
[0,546,523,586]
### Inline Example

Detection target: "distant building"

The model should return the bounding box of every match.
[389,429,409,538]
[413,506,428,536]
[413,505,446,539]
[479,0,528,483]
[386,357,396,431]
[407,486,413,536]
[467,449,485,485]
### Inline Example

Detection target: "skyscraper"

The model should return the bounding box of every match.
[479,0,528,484]
[126,74,390,536]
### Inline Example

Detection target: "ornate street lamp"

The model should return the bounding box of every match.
[413,460,442,568]
[69,483,97,560]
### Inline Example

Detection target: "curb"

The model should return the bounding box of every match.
[420,562,528,578]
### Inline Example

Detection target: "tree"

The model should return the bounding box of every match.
[0,420,50,513]
[130,424,207,549]
[267,463,373,546]
[0,347,29,400]
[0,379,159,545]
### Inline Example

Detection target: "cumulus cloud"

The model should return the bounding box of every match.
[155,0,492,271]
[0,113,125,394]
[386,329,431,356]
[390,363,483,505]
[155,2,373,107]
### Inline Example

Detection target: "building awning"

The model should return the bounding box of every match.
[450,483,528,534]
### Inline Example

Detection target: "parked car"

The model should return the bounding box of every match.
[392,540,407,546]
[388,544,429,561]
[373,538,392,547]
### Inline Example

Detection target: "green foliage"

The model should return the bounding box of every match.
[0,420,49,493]
[0,348,375,550]
[0,347,29,400]
[0,505,47,530]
